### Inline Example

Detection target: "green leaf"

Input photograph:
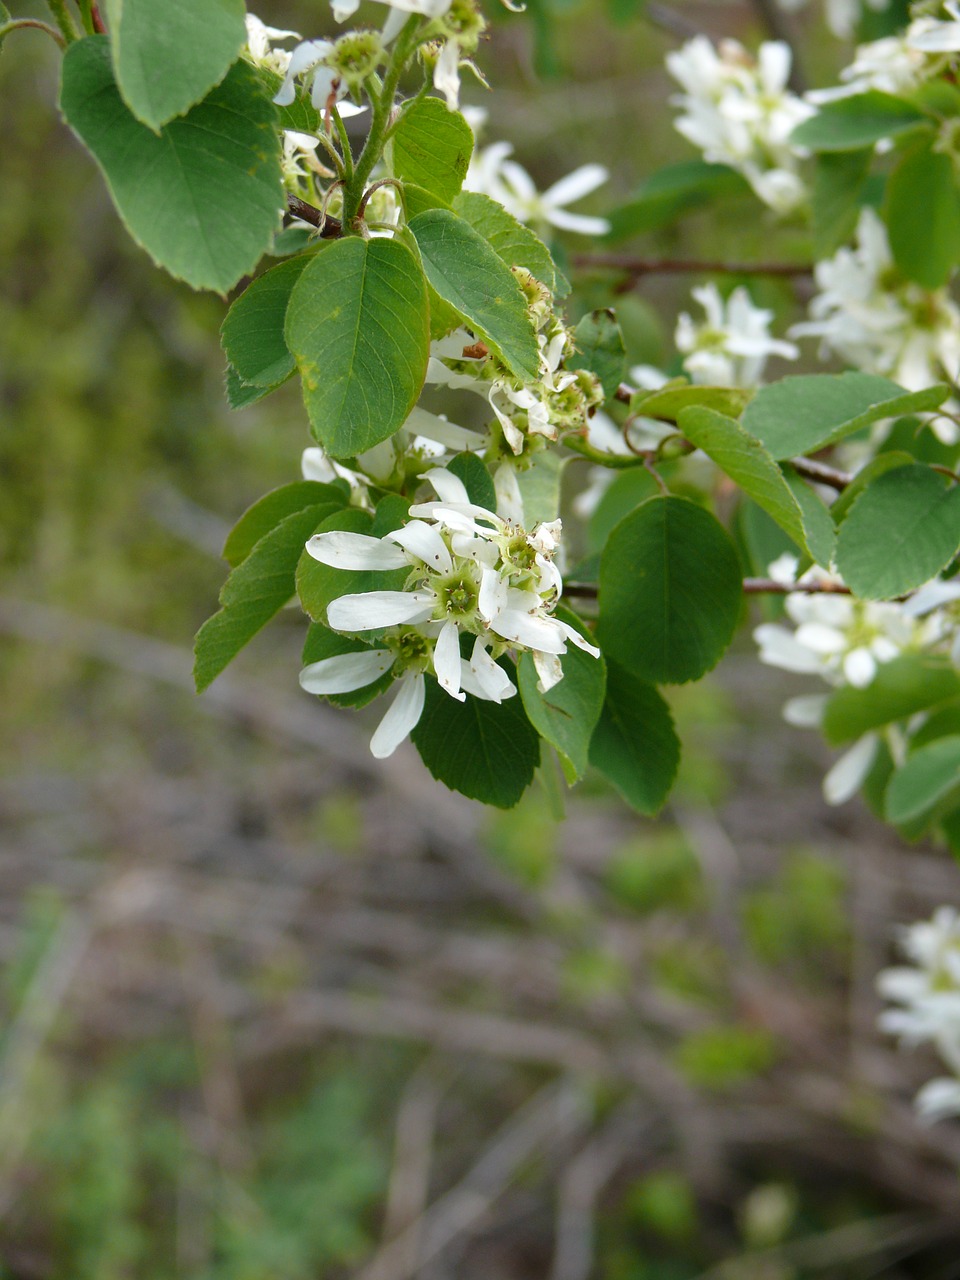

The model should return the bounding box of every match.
[222,481,347,568]
[285,236,430,458]
[631,382,752,424]
[103,0,245,130]
[517,607,606,782]
[295,507,407,629]
[822,654,960,745]
[221,254,313,388]
[741,372,949,460]
[597,496,742,684]
[411,672,540,808]
[678,406,809,555]
[301,623,395,709]
[568,309,625,399]
[790,92,930,152]
[587,468,660,554]
[517,450,567,528]
[780,465,836,568]
[885,139,960,289]
[392,96,473,203]
[604,161,750,242]
[446,453,496,511]
[588,661,680,814]
[453,190,558,292]
[60,39,282,293]
[830,451,914,524]
[225,362,286,408]
[255,66,322,135]
[885,735,960,824]
[194,502,339,691]
[404,182,452,219]
[812,149,873,257]
[409,209,539,381]
[835,463,960,598]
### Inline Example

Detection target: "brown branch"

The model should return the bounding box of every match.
[91,3,107,33]
[285,193,343,238]
[572,254,812,280]
[790,457,853,491]
[563,578,853,601]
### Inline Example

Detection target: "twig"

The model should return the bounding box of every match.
[0,18,67,49]
[285,193,343,238]
[643,1,703,41]
[572,253,812,280]
[380,1066,443,1274]
[562,579,854,601]
[790,456,853,491]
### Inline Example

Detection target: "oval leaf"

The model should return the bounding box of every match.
[222,253,313,388]
[392,96,473,203]
[453,190,558,292]
[60,39,283,293]
[885,139,960,289]
[411,673,540,808]
[104,0,246,130]
[409,209,540,382]
[285,236,430,458]
[597,496,742,684]
[588,660,680,815]
[223,481,346,568]
[822,655,960,746]
[790,92,930,152]
[885,735,960,825]
[835,463,960,599]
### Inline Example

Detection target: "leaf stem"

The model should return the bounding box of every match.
[42,0,80,43]
[562,577,854,600]
[0,17,67,48]
[75,0,95,35]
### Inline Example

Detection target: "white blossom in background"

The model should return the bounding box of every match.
[665,37,814,215]
[774,0,892,42]
[790,209,960,444]
[675,284,800,386]
[299,469,599,754]
[753,555,943,803]
[464,143,610,236]
[243,14,300,74]
[878,908,960,1122]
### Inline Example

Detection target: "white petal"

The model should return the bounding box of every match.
[478,567,507,621]
[533,649,564,692]
[558,621,601,659]
[385,521,453,573]
[545,209,611,237]
[273,39,333,105]
[434,620,465,700]
[492,607,568,654]
[914,1077,960,1123]
[306,530,407,570]
[823,733,879,805]
[299,649,392,694]
[328,590,436,630]
[782,693,827,727]
[422,467,472,506]
[370,673,425,758]
[544,163,609,208]
[463,638,515,702]
[843,647,877,688]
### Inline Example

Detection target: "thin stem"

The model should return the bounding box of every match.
[285,193,343,238]
[0,18,67,48]
[572,253,812,280]
[358,177,407,224]
[562,434,651,470]
[314,128,347,179]
[562,577,854,601]
[342,14,421,225]
[75,0,95,35]
[330,105,355,184]
[42,0,80,43]
[789,457,853,491]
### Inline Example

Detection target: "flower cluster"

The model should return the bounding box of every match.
[464,139,611,237]
[299,469,599,756]
[790,209,960,442]
[675,283,799,387]
[665,37,814,215]
[774,0,892,43]
[878,907,960,1122]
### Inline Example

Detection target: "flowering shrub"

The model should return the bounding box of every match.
[6,0,960,1124]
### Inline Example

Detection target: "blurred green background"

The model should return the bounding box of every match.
[3,1,960,1277]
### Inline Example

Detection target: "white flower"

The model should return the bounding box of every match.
[465,144,610,237]
[274,39,368,116]
[675,283,799,387]
[807,33,926,102]
[907,1,960,53]
[878,907,960,1122]
[333,0,452,43]
[244,14,300,74]
[666,37,814,215]
[790,209,960,443]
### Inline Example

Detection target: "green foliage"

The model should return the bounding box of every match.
[285,236,430,457]
[453,190,560,292]
[103,0,246,130]
[296,507,407,631]
[742,853,848,967]
[790,91,929,151]
[885,735,960,824]
[222,481,347,568]
[391,95,473,202]
[568,308,626,398]
[597,497,742,685]
[447,451,497,509]
[741,373,949,460]
[301,623,395,708]
[834,463,960,598]
[604,161,750,241]
[409,208,540,380]
[194,500,343,691]
[631,383,752,424]
[221,254,314,389]
[60,39,282,292]
[588,661,680,814]
[812,149,873,257]
[885,138,960,289]
[626,1172,699,1244]
[821,654,960,745]
[675,1025,778,1089]
[518,607,606,782]
[411,668,541,807]
[603,830,701,913]
[485,790,559,884]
